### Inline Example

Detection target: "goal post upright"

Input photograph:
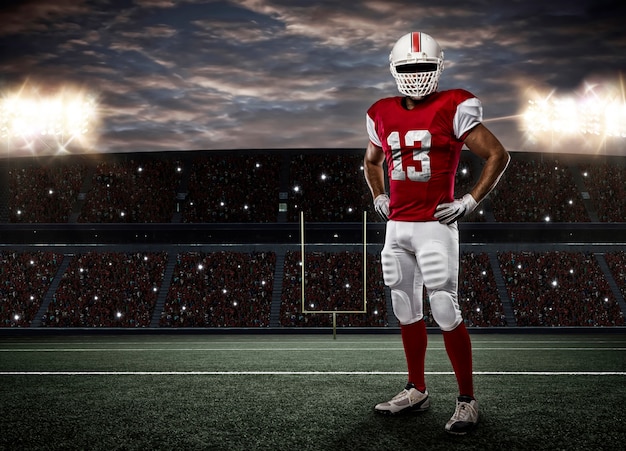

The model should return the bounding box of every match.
[299,210,369,339]
[300,210,305,317]
[363,210,367,315]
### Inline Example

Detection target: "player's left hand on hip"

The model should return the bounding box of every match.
[373,194,390,222]
[434,193,478,224]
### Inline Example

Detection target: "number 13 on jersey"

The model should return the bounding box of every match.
[387,130,432,182]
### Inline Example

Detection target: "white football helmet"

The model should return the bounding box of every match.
[389,32,444,99]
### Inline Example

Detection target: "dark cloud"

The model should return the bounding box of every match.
[1,0,625,156]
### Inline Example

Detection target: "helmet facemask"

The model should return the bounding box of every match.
[389,32,444,99]
[391,62,443,99]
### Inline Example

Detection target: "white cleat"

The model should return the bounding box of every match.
[445,396,479,435]
[374,383,430,414]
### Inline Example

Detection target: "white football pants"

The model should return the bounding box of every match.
[381,220,462,331]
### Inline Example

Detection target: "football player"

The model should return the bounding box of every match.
[364,31,509,435]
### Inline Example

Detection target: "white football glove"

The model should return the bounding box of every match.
[434,193,478,225]
[373,194,390,222]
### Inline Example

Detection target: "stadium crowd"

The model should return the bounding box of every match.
[579,163,626,222]
[78,159,182,223]
[160,251,275,327]
[287,154,377,223]
[604,251,626,301]
[3,152,626,224]
[0,251,63,327]
[498,251,624,327]
[490,159,590,222]
[1,151,625,329]
[182,155,281,223]
[41,252,167,327]
[0,249,625,328]
[9,163,86,223]
[457,252,507,327]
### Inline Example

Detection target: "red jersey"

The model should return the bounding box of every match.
[366,89,482,222]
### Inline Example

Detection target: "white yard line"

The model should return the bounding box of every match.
[1,371,625,376]
[1,347,625,352]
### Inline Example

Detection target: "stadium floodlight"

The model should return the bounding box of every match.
[0,86,98,155]
[523,96,626,138]
[522,82,626,142]
[1,96,94,136]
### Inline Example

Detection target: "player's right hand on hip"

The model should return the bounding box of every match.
[374,194,390,221]
[434,193,478,224]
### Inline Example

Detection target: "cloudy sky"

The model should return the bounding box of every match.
[1,0,625,157]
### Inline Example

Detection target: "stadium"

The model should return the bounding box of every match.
[1,147,625,450]
[0,148,625,331]
[1,1,625,449]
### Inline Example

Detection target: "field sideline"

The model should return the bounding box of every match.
[1,333,625,450]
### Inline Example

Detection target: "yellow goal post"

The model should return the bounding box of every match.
[299,210,368,338]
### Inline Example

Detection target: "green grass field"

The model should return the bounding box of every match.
[1,332,625,450]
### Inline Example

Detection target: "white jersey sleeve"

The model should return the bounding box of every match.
[453,97,483,140]
[366,113,382,147]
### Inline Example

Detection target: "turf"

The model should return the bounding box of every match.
[0,333,625,450]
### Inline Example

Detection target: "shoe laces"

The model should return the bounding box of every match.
[391,383,415,400]
[453,400,476,421]
[391,388,410,401]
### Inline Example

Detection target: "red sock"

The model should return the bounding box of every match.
[400,320,427,392]
[443,322,474,398]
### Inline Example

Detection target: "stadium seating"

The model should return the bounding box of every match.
[3,150,625,224]
[78,159,182,223]
[579,163,626,222]
[1,150,624,330]
[490,158,590,222]
[182,155,281,223]
[9,163,85,223]
[0,251,63,326]
[604,251,626,300]
[287,153,378,222]
[42,252,167,327]
[498,251,624,326]
[457,252,507,327]
[0,247,624,329]
[160,251,275,327]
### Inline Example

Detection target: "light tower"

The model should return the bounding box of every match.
[0,87,98,157]
[521,81,626,155]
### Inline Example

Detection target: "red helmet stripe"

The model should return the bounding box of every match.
[411,32,421,52]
